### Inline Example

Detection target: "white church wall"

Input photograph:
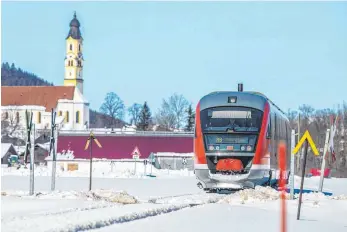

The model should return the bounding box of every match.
[1,105,48,137]
[57,100,75,130]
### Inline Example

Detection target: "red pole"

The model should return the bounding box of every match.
[278,142,287,232]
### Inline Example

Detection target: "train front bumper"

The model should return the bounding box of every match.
[194,164,269,190]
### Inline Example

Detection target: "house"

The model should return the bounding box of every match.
[1,143,19,165]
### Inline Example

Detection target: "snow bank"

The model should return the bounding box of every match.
[218,186,347,205]
[2,189,139,204]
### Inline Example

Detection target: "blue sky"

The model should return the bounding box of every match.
[2,1,347,121]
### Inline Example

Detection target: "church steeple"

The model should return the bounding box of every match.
[66,11,82,39]
[64,12,84,94]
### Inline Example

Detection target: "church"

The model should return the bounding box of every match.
[1,13,89,132]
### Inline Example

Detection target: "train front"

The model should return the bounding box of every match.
[194,91,269,191]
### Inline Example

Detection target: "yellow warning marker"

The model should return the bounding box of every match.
[293,130,319,156]
[84,131,102,191]
[84,132,102,150]
[84,138,90,150]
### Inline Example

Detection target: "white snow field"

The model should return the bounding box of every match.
[1,165,347,232]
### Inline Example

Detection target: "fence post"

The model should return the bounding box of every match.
[290,130,295,200]
[318,129,330,192]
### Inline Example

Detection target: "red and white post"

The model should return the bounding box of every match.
[278,142,287,232]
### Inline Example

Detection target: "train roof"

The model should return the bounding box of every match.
[201,91,287,116]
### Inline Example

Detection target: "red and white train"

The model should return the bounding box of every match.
[194,84,291,191]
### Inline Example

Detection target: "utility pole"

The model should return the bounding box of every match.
[296,114,301,172]
[29,123,35,195]
[50,109,57,191]
[24,110,33,167]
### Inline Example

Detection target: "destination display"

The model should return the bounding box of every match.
[204,134,257,152]
[214,136,249,144]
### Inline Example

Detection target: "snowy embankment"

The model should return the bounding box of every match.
[2,163,347,232]
[1,189,222,232]
[2,184,346,232]
[1,162,194,179]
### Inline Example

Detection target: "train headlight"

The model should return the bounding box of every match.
[240,145,246,151]
[246,145,252,151]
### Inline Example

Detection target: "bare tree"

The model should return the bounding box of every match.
[156,93,189,130]
[155,107,176,131]
[1,109,22,136]
[128,103,142,125]
[100,92,125,129]
[286,109,298,130]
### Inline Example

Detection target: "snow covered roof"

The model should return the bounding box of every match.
[1,143,17,158]
[153,152,194,157]
[35,143,50,151]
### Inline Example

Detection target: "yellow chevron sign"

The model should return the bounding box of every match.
[84,132,102,150]
[293,130,319,156]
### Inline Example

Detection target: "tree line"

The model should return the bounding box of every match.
[287,104,347,177]
[98,92,195,132]
[1,62,54,86]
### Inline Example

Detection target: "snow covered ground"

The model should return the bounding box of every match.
[1,166,347,232]
[1,162,194,179]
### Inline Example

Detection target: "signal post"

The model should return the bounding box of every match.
[84,131,102,191]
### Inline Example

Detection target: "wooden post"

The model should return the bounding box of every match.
[297,140,308,220]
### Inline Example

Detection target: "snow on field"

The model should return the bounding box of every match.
[1,175,202,201]
[2,189,139,204]
[92,199,347,232]
[1,162,194,179]
[1,162,347,232]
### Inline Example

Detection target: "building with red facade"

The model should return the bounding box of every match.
[57,131,194,159]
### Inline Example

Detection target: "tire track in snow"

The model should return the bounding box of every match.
[1,203,115,222]
[2,194,225,232]
[63,196,224,232]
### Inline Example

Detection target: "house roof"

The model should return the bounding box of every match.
[1,143,18,158]
[1,86,75,112]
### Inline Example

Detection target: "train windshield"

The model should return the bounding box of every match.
[200,107,263,133]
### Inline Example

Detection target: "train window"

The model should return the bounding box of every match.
[266,117,271,139]
[200,107,263,133]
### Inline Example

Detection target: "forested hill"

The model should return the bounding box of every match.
[1,62,53,86]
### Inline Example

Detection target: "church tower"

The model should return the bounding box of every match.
[64,12,84,93]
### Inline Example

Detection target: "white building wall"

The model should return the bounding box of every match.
[1,106,48,138]
[2,87,89,132]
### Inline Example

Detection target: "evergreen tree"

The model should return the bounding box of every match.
[185,104,195,132]
[1,62,53,86]
[138,101,152,131]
